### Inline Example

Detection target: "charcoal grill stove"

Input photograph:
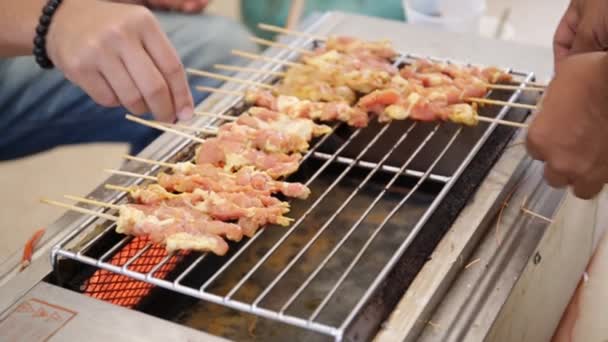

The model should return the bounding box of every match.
[0,13,601,342]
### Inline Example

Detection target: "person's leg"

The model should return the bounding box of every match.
[0,13,256,161]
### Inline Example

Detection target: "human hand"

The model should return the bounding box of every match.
[554,0,608,67]
[47,0,194,122]
[112,0,210,13]
[526,52,608,199]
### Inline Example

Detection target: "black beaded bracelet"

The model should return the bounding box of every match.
[33,0,63,69]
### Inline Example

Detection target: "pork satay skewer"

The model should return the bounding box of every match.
[64,194,244,240]
[227,62,542,93]
[255,23,547,88]
[42,198,231,255]
[224,46,543,93]
[101,183,295,237]
[106,163,312,200]
[189,69,537,113]
[130,109,326,154]
[197,85,368,127]
[196,85,529,128]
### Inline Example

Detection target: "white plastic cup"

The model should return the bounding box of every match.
[407,0,442,16]
[403,0,486,35]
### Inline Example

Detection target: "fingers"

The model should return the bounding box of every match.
[121,39,175,122]
[572,179,603,199]
[75,70,120,108]
[553,2,579,67]
[182,0,208,12]
[99,55,147,115]
[140,18,194,121]
[544,165,570,188]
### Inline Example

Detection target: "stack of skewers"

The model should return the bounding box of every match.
[44,25,542,256]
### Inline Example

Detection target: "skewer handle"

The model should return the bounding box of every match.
[477,116,528,128]
[249,37,312,55]
[231,49,303,68]
[186,68,274,90]
[487,84,545,92]
[214,64,286,77]
[467,98,537,111]
[258,23,326,41]
[105,184,132,192]
[195,111,237,121]
[125,114,206,144]
[41,198,117,221]
[64,195,120,210]
[105,169,158,181]
[196,86,244,97]
[162,122,218,135]
[123,154,175,168]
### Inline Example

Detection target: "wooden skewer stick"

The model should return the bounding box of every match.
[487,84,545,92]
[195,111,237,121]
[123,155,174,168]
[466,98,537,111]
[105,169,158,181]
[214,64,286,77]
[64,195,120,210]
[105,184,132,192]
[258,23,327,41]
[464,258,481,269]
[231,49,303,68]
[196,86,244,97]
[249,37,312,55]
[186,68,274,90]
[510,80,547,88]
[123,155,180,168]
[161,122,218,135]
[285,0,305,30]
[41,198,117,221]
[476,116,528,128]
[521,207,554,223]
[125,114,206,144]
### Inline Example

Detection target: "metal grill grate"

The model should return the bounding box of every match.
[50,35,537,340]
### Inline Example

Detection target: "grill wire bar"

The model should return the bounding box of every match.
[50,33,537,340]
[223,122,396,300]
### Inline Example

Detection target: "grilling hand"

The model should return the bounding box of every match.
[526,52,608,199]
[46,0,194,122]
[554,0,608,67]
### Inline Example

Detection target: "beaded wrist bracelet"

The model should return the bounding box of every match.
[33,0,63,69]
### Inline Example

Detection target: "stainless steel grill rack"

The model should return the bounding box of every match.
[50,15,536,341]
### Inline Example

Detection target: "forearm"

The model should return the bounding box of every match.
[0,0,53,57]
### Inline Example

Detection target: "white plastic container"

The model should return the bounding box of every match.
[403,0,486,34]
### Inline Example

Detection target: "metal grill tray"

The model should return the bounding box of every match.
[50,23,538,341]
